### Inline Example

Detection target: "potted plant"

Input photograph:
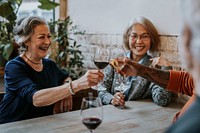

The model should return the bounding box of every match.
[49,17,86,79]
[0,0,59,66]
[0,21,14,62]
[0,1,20,64]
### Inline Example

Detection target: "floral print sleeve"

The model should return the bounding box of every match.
[150,83,172,106]
[150,65,173,107]
[98,65,115,105]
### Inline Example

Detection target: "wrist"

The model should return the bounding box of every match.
[69,80,75,95]
[110,99,114,105]
[136,65,143,76]
[65,80,75,95]
[71,80,82,92]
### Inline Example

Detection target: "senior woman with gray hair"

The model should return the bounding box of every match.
[98,16,173,107]
[0,15,104,124]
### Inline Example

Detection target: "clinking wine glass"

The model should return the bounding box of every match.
[81,97,103,133]
[92,46,110,90]
[114,74,130,109]
[110,45,127,71]
[114,74,130,93]
[111,46,130,108]
[111,46,130,93]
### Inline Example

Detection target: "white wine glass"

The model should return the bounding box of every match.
[80,97,103,133]
[111,46,130,108]
[114,73,131,109]
[114,74,130,93]
[91,46,110,90]
[111,46,130,90]
[110,45,127,71]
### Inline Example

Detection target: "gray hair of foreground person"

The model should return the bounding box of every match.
[180,0,200,96]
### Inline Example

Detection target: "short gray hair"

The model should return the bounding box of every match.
[13,15,47,51]
[181,0,200,37]
[181,0,200,66]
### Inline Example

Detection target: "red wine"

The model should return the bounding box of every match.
[82,117,102,130]
[94,61,109,69]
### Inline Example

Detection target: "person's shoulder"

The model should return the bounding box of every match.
[5,56,25,68]
[5,56,28,74]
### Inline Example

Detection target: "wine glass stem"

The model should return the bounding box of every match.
[90,130,94,133]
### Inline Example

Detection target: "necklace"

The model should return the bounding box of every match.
[23,54,42,65]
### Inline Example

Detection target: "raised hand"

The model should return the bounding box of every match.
[110,58,140,77]
[75,70,104,90]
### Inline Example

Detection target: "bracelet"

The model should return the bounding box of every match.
[65,80,75,95]
[69,80,75,95]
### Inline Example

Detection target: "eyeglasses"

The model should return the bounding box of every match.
[130,33,150,42]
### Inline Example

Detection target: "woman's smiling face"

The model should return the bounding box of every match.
[26,24,52,59]
[128,23,151,60]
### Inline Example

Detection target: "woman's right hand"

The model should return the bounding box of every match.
[73,70,104,90]
[111,92,125,106]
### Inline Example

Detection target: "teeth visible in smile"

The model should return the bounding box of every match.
[40,46,49,50]
[135,46,144,50]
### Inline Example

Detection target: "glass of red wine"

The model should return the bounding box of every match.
[81,97,103,133]
[92,46,110,90]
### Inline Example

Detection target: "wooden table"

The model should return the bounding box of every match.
[0,99,184,133]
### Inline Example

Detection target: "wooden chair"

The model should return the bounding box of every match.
[0,92,5,102]
[72,88,97,111]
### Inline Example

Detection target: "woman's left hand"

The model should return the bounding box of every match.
[53,95,73,114]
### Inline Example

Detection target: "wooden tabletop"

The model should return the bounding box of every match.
[0,99,184,133]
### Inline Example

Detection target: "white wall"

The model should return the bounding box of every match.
[68,0,182,35]
[68,0,183,69]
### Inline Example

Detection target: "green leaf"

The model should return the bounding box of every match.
[0,2,16,23]
[2,43,14,60]
[38,0,59,10]
[77,45,81,48]
[49,16,85,79]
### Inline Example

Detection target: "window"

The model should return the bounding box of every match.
[17,1,54,22]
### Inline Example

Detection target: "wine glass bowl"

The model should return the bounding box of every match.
[93,46,110,69]
[109,46,127,72]
[110,58,126,72]
[81,97,103,133]
[94,62,109,70]
[114,74,130,93]
[92,46,110,90]
[114,74,131,109]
